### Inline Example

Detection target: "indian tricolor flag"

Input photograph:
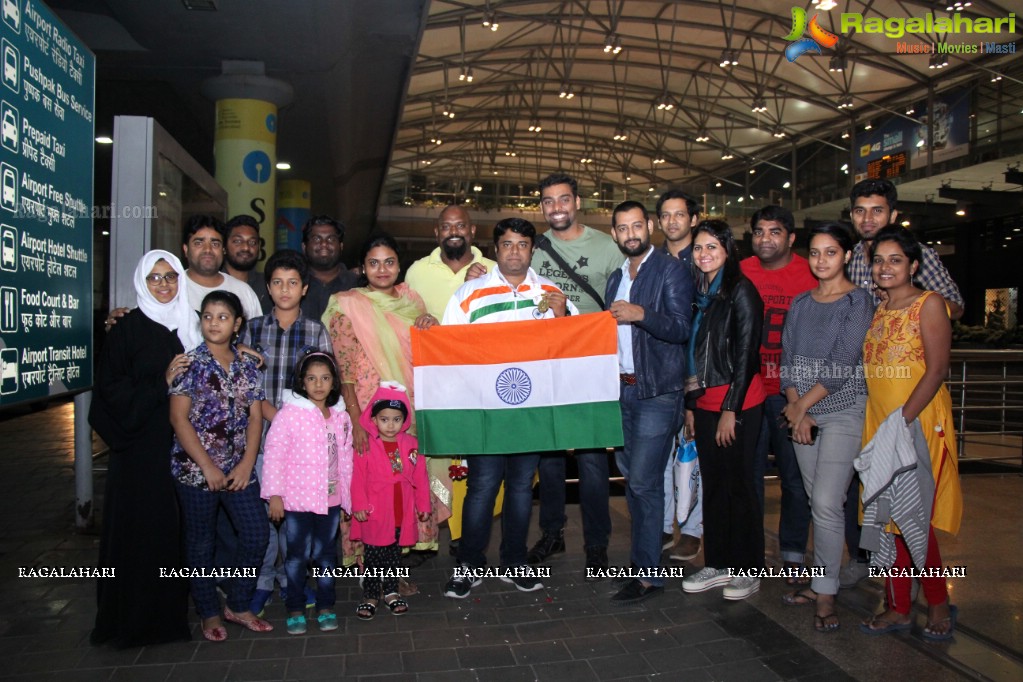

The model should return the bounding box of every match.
[412,312,624,455]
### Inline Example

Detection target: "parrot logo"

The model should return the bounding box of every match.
[783,7,839,62]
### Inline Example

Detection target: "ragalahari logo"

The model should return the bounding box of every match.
[783,7,839,62]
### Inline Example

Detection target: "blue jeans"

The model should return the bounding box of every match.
[753,394,809,563]
[254,452,286,592]
[176,481,267,619]
[458,454,540,568]
[283,506,341,612]
[616,386,683,586]
[537,449,611,548]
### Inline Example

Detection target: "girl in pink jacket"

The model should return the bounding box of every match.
[262,352,353,635]
[352,382,431,619]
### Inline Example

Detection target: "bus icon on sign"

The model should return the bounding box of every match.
[0,224,15,272]
[2,0,19,33]
[2,40,18,95]
[1,163,16,212]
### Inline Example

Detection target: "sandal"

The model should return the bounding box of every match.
[356,601,377,621]
[859,613,912,635]
[201,617,228,642]
[317,611,339,632]
[922,604,958,641]
[223,607,274,632]
[814,611,840,633]
[398,577,419,596]
[781,588,817,606]
[383,593,409,615]
[784,561,811,586]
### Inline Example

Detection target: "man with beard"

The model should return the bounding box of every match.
[405,204,496,555]
[656,189,703,562]
[181,214,263,320]
[223,214,272,314]
[300,215,359,319]
[739,205,815,578]
[406,205,496,318]
[605,200,693,605]
[525,173,621,578]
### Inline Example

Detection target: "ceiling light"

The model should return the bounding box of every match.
[101,230,110,236]
[813,0,838,10]
[695,131,710,143]
[840,163,849,170]
[783,181,791,189]
[929,53,948,69]
[751,98,768,114]
[715,182,722,187]
[991,72,1003,82]
[95,136,113,144]
[945,2,972,11]
[528,119,542,132]
[863,121,872,130]
[473,184,483,192]
[459,67,474,82]
[721,150,734,160]
[955,209,966,216]
[652,157,666,164]
[750,168,756,174]
[579,156,593,164]
[828,55,847,72]
[901,220,911,227]
[559,84,575,99]
[504,150,516,157]
[719,49,738,68]
[841,131,850,139]
[655,95,674,111]
[612,128,628,141]
[482,11,498,30]
[737,196,744,203]
[592,191,599,196]
[772,127,786,138]
[906,105,916,115]
[648,187,655,192]
[275,161,291,170]
[603,34,622,55]
[837,95,854,110]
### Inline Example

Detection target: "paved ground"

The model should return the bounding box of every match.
[0,399,1019,681]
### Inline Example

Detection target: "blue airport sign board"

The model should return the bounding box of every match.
[0,0,94,407]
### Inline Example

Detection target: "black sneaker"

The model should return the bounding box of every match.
[499,569,544,592]
[584,546,608,582]
[443,565,482,599]
[526,529,565,565]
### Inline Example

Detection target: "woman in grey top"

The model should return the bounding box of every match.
[779,222,875,632]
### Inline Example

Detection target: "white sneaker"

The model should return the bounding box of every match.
[723,576,760,600]
[682,567,731,593]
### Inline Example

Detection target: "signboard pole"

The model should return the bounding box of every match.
[74,390,91,528]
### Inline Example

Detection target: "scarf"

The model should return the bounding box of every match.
[323,284,424,404]
[685,271,723,382]
[133,250,202,351]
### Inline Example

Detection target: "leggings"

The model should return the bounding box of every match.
[363,528,402,599]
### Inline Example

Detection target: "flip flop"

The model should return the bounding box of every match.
[781,588,818,606]
[384,594,409,615]
[859,615,912,635]
[922,604,958,641]
[814,611,840,633]
[202,625,227,642]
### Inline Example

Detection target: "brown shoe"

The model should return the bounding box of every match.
[669,534,701,561]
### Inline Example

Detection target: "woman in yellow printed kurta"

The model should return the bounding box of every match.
[859,226,962,640]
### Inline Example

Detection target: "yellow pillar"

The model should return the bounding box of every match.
[276,179,311,251]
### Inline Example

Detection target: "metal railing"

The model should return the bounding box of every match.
[947,349,1023,467]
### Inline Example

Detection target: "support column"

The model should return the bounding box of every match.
[276,179,311,251]
[202,61,294,264]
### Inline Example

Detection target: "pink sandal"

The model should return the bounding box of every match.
[223,607,273,632]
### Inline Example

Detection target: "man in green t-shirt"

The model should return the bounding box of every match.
[526,173,620,579]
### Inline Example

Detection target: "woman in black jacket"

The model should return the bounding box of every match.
[681,220,766,601]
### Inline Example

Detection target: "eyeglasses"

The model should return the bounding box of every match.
[145,272,180,284]
[310,235,339,245]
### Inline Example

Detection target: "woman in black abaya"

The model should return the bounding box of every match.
[89,249,201,647]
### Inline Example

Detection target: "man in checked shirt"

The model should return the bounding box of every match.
[846,178,964,320]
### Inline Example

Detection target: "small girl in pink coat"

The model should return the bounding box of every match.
[262,352,353,635]
[352,382,431,619]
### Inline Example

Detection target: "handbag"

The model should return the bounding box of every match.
[672,437,701,524]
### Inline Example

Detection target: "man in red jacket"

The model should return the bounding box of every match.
[740,206,816,577]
